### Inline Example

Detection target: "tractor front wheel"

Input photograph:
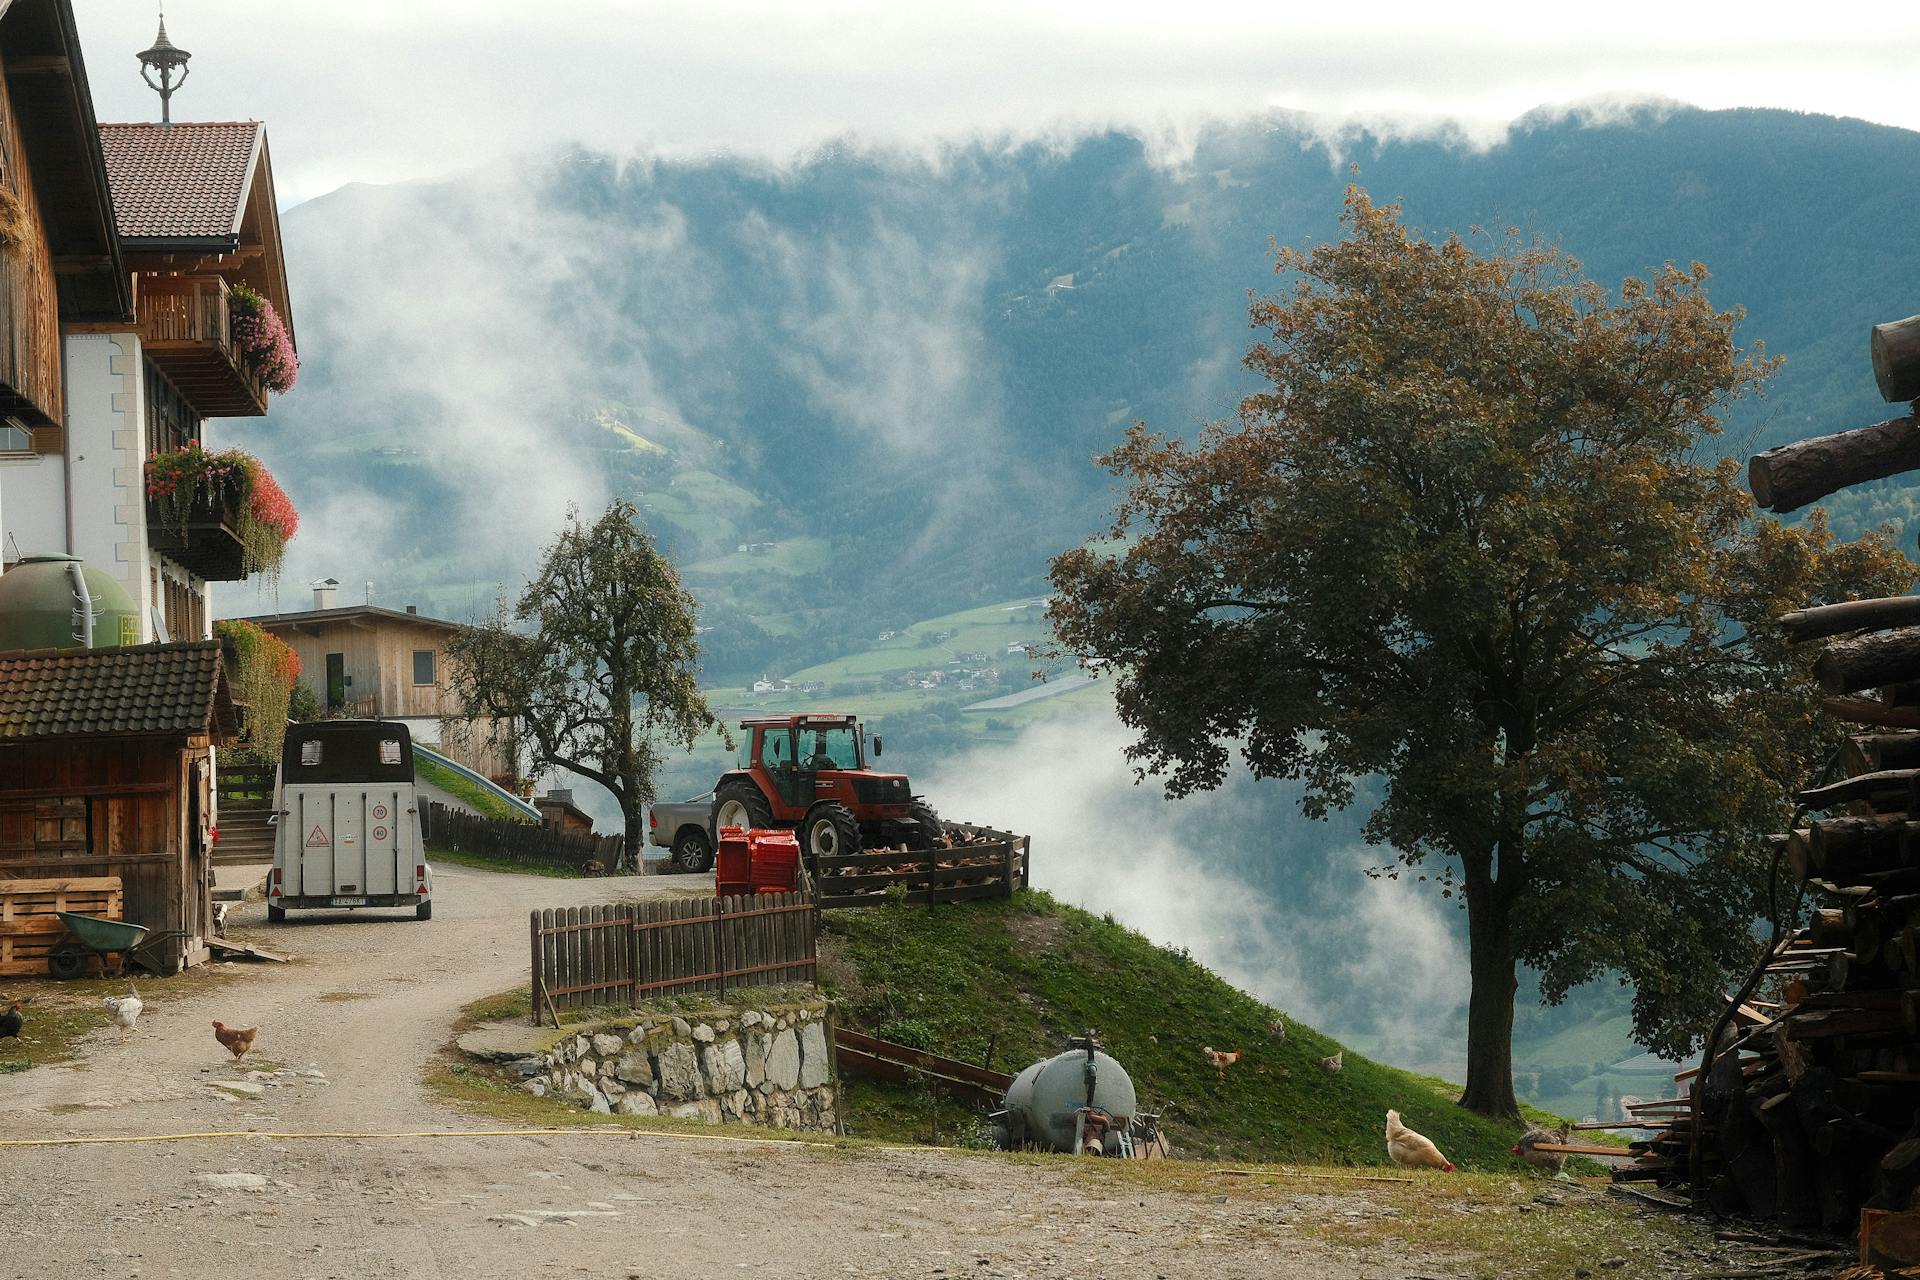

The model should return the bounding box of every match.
[713,781,774,835]
[801,802,861,867]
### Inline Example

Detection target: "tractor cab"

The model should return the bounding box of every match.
[712,713,942,863]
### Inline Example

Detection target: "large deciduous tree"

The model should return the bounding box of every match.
[1048,188,1913,1117]
[447,500,720,868]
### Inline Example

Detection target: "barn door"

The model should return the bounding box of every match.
[188,759,209,938]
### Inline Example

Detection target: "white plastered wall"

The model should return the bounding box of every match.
[64,331,155,635]
[0,450,67,561]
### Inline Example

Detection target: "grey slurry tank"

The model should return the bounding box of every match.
[267,721,434,922]
[990,1033,1161,1157]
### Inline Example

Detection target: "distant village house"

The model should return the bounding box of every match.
[235,580,512,780]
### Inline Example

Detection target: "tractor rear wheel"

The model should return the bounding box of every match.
[801,802,861,866]
[905,800,945,850]
[713,780,774,835]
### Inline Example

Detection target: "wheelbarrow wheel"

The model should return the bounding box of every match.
[45,941,88,980]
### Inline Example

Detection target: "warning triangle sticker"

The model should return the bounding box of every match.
[305,824,331,847]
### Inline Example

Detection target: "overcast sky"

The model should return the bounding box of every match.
[75,2,1920,203]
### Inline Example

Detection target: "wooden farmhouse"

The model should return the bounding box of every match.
[0,641,236,975]
[0,0,300,644]
[237,582,514,780]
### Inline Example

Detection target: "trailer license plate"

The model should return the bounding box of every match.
[330,896,367,907]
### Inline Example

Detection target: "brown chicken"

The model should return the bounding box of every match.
[1201,1046,1241,1079]
[1385,1109,1455,1171]
[212,1020,257,1059]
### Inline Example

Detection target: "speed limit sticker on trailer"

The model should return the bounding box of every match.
[372,804,389,820]
[372,826,388,841]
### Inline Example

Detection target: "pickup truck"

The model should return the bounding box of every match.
[647,793,714,872]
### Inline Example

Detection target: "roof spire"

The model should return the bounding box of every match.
[137,5,192,126]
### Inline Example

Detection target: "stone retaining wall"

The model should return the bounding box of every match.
[517,1000,837,1133]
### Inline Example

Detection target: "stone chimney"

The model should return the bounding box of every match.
[312,577,338,610]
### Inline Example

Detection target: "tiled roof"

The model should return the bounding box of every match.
[0,641,236,741]
[98,121,260,240]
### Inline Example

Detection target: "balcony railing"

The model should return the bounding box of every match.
[146,485,248,581]
[137,276,269,418]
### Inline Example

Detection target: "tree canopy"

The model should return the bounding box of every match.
[1048,188,1914,1116]
[447,499,720,865]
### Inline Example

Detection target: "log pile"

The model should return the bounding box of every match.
[1624,311,1920,1245]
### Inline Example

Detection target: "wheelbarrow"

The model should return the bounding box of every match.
[45,911,150,980]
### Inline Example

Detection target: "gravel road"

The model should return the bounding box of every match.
[0,862,1442,1279]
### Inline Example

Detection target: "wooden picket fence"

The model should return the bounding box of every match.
[813,822,1030,910]
[428,801,624,874]
[528,891,816,1024]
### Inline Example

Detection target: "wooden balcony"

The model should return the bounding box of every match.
[146,490,248,581]
[137,276,269,418]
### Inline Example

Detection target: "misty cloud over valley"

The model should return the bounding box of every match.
[213,102,1920,1099]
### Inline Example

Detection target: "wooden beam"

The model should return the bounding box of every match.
[5,56,72,76]
[1779,597,1920,645]
[1748,415,1920,513]
[1823,696,1920,730]
[1874,315,1920,404]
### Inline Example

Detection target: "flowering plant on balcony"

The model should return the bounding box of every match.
[229,284,299,395]
[145,442,300,579]
[214,618,300,760]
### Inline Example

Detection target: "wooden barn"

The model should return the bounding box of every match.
[0,640,236,975]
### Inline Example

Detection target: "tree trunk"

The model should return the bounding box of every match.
[1459,873,1522,1118]
[1779,596,1920,645]
[622,805,644,875]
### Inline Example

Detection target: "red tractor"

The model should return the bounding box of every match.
[711,713,942,863]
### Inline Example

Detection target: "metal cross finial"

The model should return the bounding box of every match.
[137,5,192,126]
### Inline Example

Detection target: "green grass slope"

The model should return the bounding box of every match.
[820,890,1568,1168]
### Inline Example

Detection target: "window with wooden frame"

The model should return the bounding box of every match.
[412,649,436,686]
[145,363,200,457]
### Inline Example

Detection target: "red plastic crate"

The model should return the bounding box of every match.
[748,830,801,893]
[715,825,751,895]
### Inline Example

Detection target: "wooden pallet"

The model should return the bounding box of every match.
[0,876,124,976]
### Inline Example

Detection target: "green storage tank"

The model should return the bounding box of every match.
[0,554,141,652]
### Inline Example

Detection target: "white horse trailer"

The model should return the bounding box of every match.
[268,721,434,922]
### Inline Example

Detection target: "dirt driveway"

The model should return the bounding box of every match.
[0,862,1681,1280]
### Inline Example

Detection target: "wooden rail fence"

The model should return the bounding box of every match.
[529,891,816,1024]
[814,822,1030,909]
[834,1028,1014,1106]
[428,801,623,875]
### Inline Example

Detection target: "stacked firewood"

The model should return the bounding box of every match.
[1618,313,1920,1240]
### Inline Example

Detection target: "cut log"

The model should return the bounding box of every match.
[1817,630,1920,696]
[1780,597,1920,645]
[1748,415,1920,513]
[1873,315,1920,404]
[1848,734,1920,775]
[1797,771,1920,809]
[1822,697,1920,730]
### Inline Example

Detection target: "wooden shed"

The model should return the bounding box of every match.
[0,640,236,975]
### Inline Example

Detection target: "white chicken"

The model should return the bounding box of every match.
[103,986,143,1035]
[1385,1109,1455,1172]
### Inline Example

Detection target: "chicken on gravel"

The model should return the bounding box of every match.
[1385,1109,1455,1172]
